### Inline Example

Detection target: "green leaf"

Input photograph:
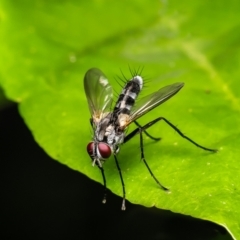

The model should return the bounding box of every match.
[1,0,240,239]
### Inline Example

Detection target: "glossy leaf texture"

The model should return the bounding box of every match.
[0,1,240,239]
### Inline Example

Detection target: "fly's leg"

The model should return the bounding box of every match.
[126,117,217,152]
[113,154,126,210]
[124,117,217,191]
[139,128,169,191]
[134,121,161,141]
[97,166,107,204]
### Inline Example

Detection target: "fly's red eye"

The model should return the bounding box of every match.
[98,143,111,159]
[87,142,94,157]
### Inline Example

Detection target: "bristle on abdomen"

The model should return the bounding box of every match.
[114,76,143,115]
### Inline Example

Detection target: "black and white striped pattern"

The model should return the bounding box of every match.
[114,76,143,115]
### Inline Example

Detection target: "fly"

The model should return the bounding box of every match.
[84,68,217,210]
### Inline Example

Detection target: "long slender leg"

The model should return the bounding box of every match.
[139,129,169,191]
[134,121,161,141]
[113,154,126,210]
[125,117,217,152]
[159,117,217,152]
[97,166,107,204]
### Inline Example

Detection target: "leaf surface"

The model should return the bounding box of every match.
[0,1,240,239]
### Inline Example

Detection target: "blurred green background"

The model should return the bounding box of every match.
[1,1,240,239]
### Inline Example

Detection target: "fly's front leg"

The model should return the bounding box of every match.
[113,154,126,210]
[97,165,107,204]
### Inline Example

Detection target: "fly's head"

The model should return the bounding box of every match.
[87,141,112,167]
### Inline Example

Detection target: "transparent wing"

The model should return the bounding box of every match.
[84,68,113,121]
[129,82,184,123]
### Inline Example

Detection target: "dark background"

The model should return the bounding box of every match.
[1,105,232,240]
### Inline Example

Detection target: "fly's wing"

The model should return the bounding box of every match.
[128,82,184,124]
[84,68,113,123]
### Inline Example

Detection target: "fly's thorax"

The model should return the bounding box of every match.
[114,75,143,114]
[95,113,112,141]
[117,113,131,129]
[104,123,124,146]
[113,132,125,145]
[105,124,116,144]
[92,112,111,126]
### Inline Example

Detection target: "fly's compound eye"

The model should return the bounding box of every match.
[87,142,95,158]
[97,143,112,159]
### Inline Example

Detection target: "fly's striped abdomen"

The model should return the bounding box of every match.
[114,76,143,114]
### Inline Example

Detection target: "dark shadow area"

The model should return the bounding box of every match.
[0,105,233,240]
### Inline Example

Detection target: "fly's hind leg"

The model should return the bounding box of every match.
[125,117,217,192]
[134,121,161,141]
